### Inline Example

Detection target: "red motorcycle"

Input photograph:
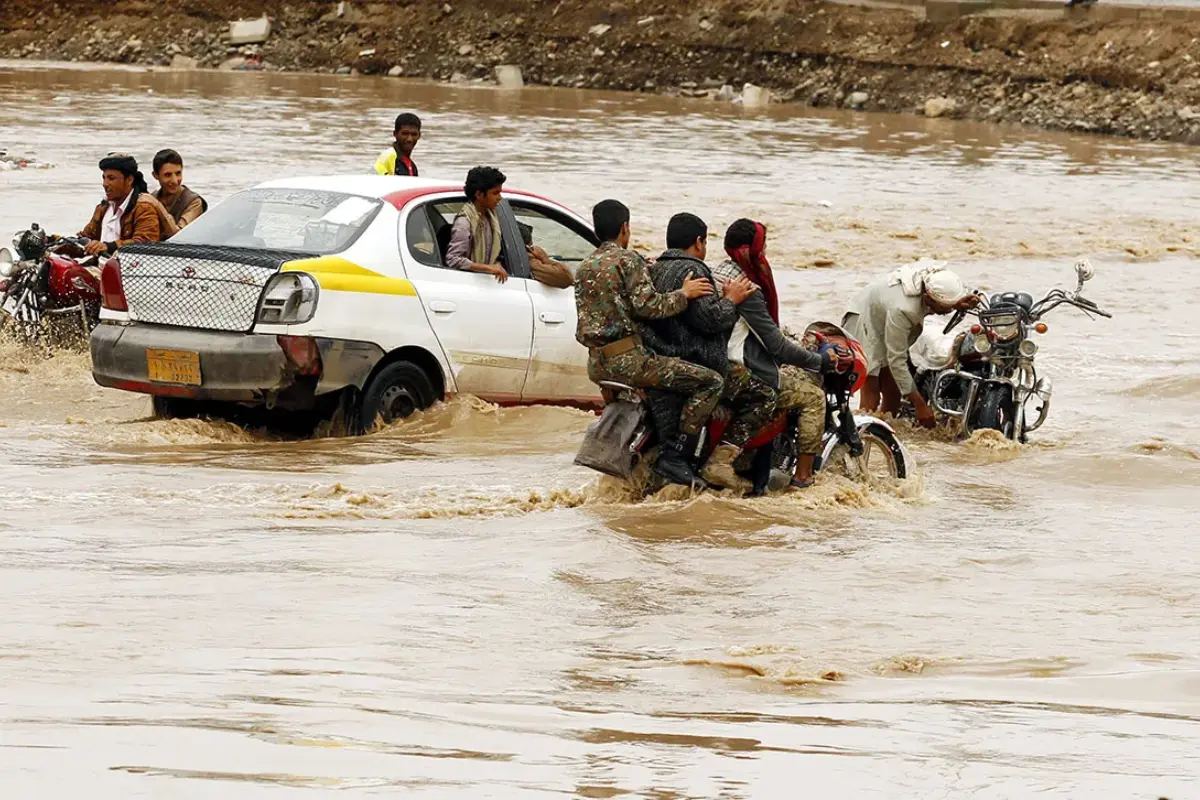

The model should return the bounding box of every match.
[576,322,910,494]
[0,224,103,349]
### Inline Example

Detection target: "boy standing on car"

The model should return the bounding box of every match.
[374,112,421,177]
[575,199,721,488]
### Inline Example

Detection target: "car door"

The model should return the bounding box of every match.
[399,195,533,403]
[507,198,600,405]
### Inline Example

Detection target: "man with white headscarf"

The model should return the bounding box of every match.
[842,258,979,427]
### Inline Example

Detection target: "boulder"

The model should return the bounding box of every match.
[588,24,611,37]
[229,16,271,46]
[924,97,957,118]
[495,64,524,88]
[387,65,404,77]
[170,54,199,70]
[847,91,869,109]
[458,43,474,56]
[741,83,771,107]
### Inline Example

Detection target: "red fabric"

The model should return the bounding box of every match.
[399,155,416,176]
[725,222,779,324]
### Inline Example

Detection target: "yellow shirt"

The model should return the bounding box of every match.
[373,147,418,176]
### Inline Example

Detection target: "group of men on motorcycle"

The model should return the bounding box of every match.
[574,201,980,494]
[76,150,206,258]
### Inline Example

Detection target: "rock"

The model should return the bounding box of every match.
[1072,84,1087,97]
[924,96,957,118]
[700,77,723,89]
[359,48,376,57]
[741,83,771,107]
[1177,106,1200,121]
[1021,92,1034,104]
[716,84,736,102]
[643,79,656,89]
[443,3,453,12]
[588,24,611,37]
[495,64,524,88]
[217,56,246,71]
[458,43,474,56]
[847,91,869,109]
[680,80,697,89]
[335,65,352,74]
[637,16,656,26]
[229,15,271,46]
[170,54,199,70]
[387,65,404,77]
[167,43,182,55]
[593,47,605,57]
[450,71,469,84]
[699,19,714,31]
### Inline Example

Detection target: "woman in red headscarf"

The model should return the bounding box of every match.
[713,219,847,489]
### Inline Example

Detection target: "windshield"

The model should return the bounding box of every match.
[171,188,382,254]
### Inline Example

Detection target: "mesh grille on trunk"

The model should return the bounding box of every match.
[118,244,312,332]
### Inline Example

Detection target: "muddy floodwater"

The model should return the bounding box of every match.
[2,62,1200,797]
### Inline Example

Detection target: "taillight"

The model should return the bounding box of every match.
[100,257,128,312]
[277,335,322,376]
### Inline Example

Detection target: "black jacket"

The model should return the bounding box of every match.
[639,250,738,375]
[737,290,824,388]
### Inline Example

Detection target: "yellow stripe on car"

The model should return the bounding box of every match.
[282,256,417,296]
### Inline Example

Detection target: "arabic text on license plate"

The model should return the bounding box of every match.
[146,349,201,385]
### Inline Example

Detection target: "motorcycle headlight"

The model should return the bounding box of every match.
[973,333,992,354]
[257,272,319,325]
[0,247,15,278]
[982,310,1021,341]
[1019,339,1038,358]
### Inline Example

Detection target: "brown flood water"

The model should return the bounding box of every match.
[2,62,1200,797]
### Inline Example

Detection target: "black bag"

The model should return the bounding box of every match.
[573,401,645,478]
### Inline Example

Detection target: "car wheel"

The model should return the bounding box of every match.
[151,395,203,420]
[356,360,436,432]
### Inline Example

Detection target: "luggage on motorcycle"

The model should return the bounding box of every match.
[574,400,645,479]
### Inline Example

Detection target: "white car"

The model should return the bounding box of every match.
[89,175,603,430]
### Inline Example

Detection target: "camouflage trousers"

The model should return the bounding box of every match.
[588,345,723,436]
[647,363,777,449]
[778,366,826,455]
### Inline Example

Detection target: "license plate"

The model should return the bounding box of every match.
[146,349,201,385]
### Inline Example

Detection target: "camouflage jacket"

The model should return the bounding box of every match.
[574,241,688,348]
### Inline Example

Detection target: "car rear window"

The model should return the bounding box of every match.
[171,188,382,254]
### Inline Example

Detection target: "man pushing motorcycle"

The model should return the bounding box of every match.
[842,259,980,427]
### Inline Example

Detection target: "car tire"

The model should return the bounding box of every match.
[356,360,437,432]
[151,395,204,420]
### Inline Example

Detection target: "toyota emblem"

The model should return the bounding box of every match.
[182,266,196,278]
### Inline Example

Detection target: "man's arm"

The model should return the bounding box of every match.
[177,197,205,227]
[625,253,688,320]
[445,217,506,282]
[740,292,824,372]
[883,308,919,396]
[79,206,101,241]
[530,256,574,289]
[658,263,737,335]
[373,149,395,176]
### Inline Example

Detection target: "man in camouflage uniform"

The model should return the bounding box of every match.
[575,199,722,487]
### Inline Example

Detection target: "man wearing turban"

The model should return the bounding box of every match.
[842,259,979,427]
[79,153,177,257]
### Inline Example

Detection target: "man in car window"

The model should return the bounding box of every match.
[374,112,421,177]
[575,199,720,487]
[445,166,508,283]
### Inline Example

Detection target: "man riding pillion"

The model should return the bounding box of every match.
[152,149,207,228]
[713,219,854,490]
[79,153,176,257]
[574,200,722,487]
[842,258,979,426]
[640,213,776,494]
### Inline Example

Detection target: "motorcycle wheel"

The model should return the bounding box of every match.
[823,422,908,481]
[972,385,1016,439]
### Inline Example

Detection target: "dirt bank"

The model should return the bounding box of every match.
[5,0,1200,142]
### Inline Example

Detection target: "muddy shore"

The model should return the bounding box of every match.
[5,0,1200,143]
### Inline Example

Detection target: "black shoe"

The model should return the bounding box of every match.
[653,434,703,487]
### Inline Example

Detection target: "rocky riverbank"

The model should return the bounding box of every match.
[5,0,1200,143]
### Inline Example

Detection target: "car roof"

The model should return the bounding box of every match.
[251,174,571,215]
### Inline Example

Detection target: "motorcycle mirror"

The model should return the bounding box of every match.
[1073,257,1095,283]
[0,247,14,278]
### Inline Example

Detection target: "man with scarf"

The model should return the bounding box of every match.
[713,219,853,490]
[445,166,509,283]
[640,213,775,493]
[842,258,979,426]
[79,153,177,257]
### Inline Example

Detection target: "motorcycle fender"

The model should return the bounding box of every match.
[817,414,908,470]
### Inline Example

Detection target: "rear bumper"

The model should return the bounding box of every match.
[91,323,293,402]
